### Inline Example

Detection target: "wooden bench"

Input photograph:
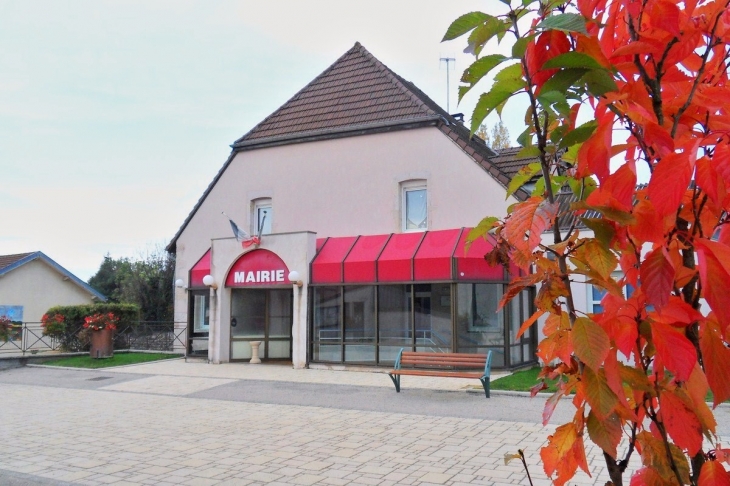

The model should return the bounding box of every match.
[388,349,493,398]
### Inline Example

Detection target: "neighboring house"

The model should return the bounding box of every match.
[167,42,541,369]
[0,252,106,323]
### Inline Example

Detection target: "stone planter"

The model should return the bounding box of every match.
[89,328,114,359]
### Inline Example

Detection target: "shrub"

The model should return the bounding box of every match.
[42,303,140,351]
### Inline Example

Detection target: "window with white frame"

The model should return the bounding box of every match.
[402,181,427,231]
[252,199,272,235]
[590,275,639,313]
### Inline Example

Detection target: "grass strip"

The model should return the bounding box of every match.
[491,367,561,393]
[41,352,182,369]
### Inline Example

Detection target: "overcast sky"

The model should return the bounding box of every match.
[1,0,529,281]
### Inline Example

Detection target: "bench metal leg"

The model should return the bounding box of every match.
[480,377,490,398]
[388,373,401,393]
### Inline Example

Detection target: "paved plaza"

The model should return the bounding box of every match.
[1,360,728,485]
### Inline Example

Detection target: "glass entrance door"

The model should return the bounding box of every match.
[230,289,292,361]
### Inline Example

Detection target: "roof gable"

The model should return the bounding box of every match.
[0,251,107,301]
[233,42,440,148]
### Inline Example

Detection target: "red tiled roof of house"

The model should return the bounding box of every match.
[0,252,34,271]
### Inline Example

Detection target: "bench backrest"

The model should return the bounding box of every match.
[395,350,493,375]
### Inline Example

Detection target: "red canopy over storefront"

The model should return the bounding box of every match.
[189,249,211,288]
[311,228,513,284]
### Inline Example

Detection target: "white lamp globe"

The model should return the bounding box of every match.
[202,275,215,287]
[288,270,300,283]
[175,279,185,288]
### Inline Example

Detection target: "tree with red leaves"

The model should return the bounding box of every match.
[445,0,730,484]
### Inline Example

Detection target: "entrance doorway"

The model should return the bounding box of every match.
[230,288,292,361]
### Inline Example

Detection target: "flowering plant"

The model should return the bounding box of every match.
[0,316,13,342]
[83,313,119,331]
[41,313,66,337]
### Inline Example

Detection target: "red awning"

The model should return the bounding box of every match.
[344,234,390,283]
[190,249,211,288]
[454,230,505,281]
[311,236,358,284]
[225,249,291,287]
[414,229,462,281]
[310,229,507,284]
[377,232,426,282]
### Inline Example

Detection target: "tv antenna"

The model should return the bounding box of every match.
[440,56,456,112]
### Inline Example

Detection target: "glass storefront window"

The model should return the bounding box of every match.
[312,287,342,361]
[344,286,375,363]
[378,285,411,362]
[414,283,451,353]
[456,283,504,348]
[192,294,209,332]
[308,282,534,369]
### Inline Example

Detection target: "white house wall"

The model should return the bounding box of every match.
[173,126,519,324]
[0,260,98,323]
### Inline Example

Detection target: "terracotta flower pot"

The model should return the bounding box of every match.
[89,328,114,359]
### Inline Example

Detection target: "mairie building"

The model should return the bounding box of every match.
[167,43,540,370]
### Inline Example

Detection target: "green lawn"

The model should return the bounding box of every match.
[492,367,561,393]
[41,352,182,369]
[492,367,728,403]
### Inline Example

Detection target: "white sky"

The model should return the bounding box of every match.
[1,0,530,281]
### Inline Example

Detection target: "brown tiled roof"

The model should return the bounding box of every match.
[490,147,538,181]
[233,43,441,148]
[0,252,33,271]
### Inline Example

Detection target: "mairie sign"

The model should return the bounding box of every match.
[225,249,292,287]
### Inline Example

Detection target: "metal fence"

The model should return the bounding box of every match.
[0,321,187,356]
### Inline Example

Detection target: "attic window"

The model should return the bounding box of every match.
[252,199,272,235]
[402,181,427,232]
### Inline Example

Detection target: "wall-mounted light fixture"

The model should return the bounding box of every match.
[175,278,186,289]
[202,274,217,290]
[288,270,303,288]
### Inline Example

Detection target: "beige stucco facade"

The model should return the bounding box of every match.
[172,127,522,366]
[0,259,100,323]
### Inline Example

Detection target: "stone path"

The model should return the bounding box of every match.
[0,361,727,485]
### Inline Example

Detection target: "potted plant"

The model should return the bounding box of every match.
[83,312,119,358]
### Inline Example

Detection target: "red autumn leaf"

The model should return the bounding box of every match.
[652,321,697,382]
[696,239,730,330]
[587,411,622,458]
[659,389,703,456]
[643,121,675,157]
[695,156,724,207]
[698,460,730,486]
[647,152,692,217]
[541,422,590,486]
[576,111,613,182]
[653,296,703,326]
[572,317,610,371]
[649,0,681,37]
[543,389,563,425]
[640,247,675,309]
[503,197,558,268]
[685,365,718,434]
[537,329,572,363]
[582,367,619,420]
[630,467,666,486]
[602,162,637,211]
[700,320,730,407]
[516,309,545,340]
